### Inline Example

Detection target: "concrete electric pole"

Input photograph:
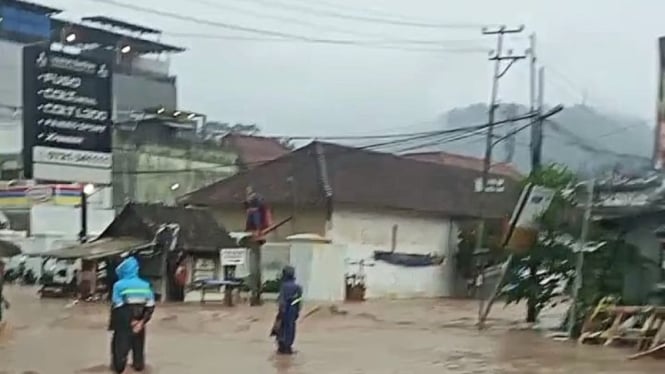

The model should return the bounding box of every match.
[474,25,526,319]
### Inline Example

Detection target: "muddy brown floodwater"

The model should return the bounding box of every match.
[0,286,661,373]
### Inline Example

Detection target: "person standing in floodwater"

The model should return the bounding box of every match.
[270,265,302,354]
[0,260,10,324]
[108,256,155,373]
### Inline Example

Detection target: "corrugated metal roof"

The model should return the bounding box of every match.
[34,237,149,260]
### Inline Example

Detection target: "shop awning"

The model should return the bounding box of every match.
[32,237,151,260]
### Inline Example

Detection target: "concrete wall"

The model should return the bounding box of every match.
[0,39,22,110]
[290,241,346,302]
[134,153,234,204]
[209,204,458,299]
[113,73,177,119]
[328,206,457,299]
[113,142,237,208]
[30,204,115,241]
[0,39,23,168]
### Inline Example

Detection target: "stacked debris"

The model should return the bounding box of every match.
[579,297,665,360]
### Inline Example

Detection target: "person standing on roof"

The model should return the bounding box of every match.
[270,265,302,354]
[244,186,272,238]
[108,256,155,373]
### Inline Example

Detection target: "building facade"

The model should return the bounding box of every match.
[180,142,520,299]
[0,1,185,244]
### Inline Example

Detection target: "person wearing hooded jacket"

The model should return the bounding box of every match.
[270,265,302,354]
[108,256,155,373]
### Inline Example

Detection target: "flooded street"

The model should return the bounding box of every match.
[0,286,660,373]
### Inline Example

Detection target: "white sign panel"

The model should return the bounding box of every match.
[221,248,246,266]
[474,177,505,193]
[512,185,556,230]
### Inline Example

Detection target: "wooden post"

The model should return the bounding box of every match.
[160,248,168,303]
[248,239,263,306]
[223,265,236,307]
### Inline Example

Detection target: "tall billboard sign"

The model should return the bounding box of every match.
[655,37,665,169]
[22,45,113,184]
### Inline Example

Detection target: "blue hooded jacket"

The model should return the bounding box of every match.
[109,257,155,331]
[112,256,155,308]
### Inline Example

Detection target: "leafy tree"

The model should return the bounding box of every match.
[565,236,647,336]
[500,163,649,332]
[500,163,577,323]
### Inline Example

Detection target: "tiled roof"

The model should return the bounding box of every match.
[179,142,521,219]
[404,151,523,180]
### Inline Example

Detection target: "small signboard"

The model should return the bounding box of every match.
[25,185,53,203]
[502,183,556,252]
[221,248,246,266]
[474,177,505,193]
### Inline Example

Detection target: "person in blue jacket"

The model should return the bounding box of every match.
[270,265,302,354]
[108,256,155,373]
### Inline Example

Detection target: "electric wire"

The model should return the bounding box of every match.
[84,0,487,54]
[252,0,487,28]
[187,0,489,46]
[225,0,484,29]
[114,113,537,175]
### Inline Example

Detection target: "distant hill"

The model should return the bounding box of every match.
[430,103,653,176]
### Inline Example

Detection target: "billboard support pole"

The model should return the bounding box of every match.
[79,188,87,243]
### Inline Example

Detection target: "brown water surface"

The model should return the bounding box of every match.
[0,287,660,373]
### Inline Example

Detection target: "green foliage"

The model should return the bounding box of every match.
[565,238,647,334]
[501,164,578,322]
[501,163,650,327]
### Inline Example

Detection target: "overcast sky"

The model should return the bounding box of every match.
[36,0,665,137]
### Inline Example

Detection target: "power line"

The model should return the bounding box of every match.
[393,127,487,153]
[188,0,490,45]
[164,32,488,53]
[116,112,538,175]
[86,0,487,54]
[226,0,484,29]
[546,119,649,160]
[270,0,486,27]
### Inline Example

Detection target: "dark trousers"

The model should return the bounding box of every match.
[111,329,146,373]
[276,321,296,354]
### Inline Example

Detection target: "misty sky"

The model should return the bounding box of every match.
[36,0,665,137]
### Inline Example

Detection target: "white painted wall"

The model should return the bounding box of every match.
[0,39,23,157]
[328,207,457,299]
[31,205,115,241]
[0,115,21,155]
[0,39,22,110]
[290,242,346,302]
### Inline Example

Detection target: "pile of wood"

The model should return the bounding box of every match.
[579,300,665,360]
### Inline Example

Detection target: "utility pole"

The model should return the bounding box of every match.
[567,179,594,338]
[475,25,526,320]
[531,67,545,172]
[528,33,540,171]
[79,188,88,243]
[502,105,518,163]
[476,34,566,328]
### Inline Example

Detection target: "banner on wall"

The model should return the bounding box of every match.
[0,184,82,208]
